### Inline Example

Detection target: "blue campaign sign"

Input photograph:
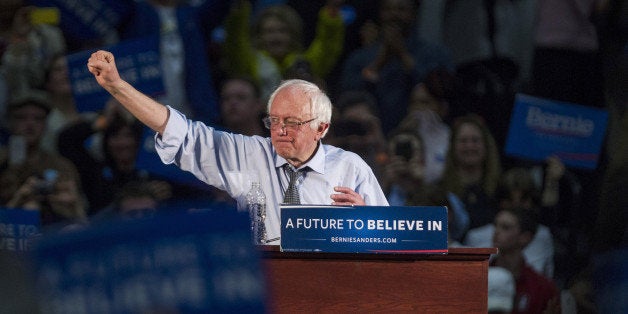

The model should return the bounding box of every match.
[505,94,608,169]
[30,208,266,313]
[30,0,130,42]
[66,36,165,113]
[281,205,448,254]
[0,208,40,252]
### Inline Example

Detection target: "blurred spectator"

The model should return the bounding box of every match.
[210,75,269,205]
[491,206,561,314]
[440,114,501,233]
[416,0,534,149]
[219,76,267,136]
[57,99,173,215]
[0,0,23,129]
[530,2,611,266]
[91,180,159,223]
[3,168,88,230]
[0,0,23,53]
[380,130,427,207]
[340,0,453,134]
[532,156,587,288]
[283,56,327,89]
[488,266,516,314]
[111,181,159,219]
[40,53,92,153]
[531,0,605,108]
[498,154,585,288]
[417,0,535,84]
[326,90,387,178]
[420,184,469,246]
[465,167,556,279]
[0,4,66,100]
[395,67,458,184]
[118,0,231,124]
[405,66,458,123]
[293,0,381,99]
[560,268,597,314]
[0,93,87,228]
[224,0,345,100]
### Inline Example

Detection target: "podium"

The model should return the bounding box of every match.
[261,246,497,313]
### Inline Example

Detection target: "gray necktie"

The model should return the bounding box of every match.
[283,165,301,205]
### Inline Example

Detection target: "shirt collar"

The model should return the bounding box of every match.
[274,142,326,174]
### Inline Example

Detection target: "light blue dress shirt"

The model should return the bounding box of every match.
[155,107,389,244]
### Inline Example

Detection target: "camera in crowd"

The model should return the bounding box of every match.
[34,169,58,196]
[395,140,414,161]
[389,133,421,162]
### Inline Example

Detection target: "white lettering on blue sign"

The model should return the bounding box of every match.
[292,218,344,229]
[0,223,15,236]
[367,219,425,231]
[526,106,594,137]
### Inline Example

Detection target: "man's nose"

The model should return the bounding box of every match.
[275,124,287,135]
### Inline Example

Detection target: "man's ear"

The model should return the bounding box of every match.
[316,122,329,139]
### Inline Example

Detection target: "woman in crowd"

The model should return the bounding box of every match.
[224,0,345,100]
[440,114,502,234]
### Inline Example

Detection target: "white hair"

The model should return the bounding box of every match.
[267,79,332,137]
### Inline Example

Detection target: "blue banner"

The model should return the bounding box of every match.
[0,208,41,252]
[504,94,608,169]
[67,36,164,113]
[30,208,266,313]
[29,0,130,42]
[281,205,448,254]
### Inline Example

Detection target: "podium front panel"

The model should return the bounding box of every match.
[261,247,496,313]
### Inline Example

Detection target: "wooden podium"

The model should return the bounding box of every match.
[260,246,497,313]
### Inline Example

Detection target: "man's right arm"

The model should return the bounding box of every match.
[87,50,169,134]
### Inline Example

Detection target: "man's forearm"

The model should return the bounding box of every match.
[88,50,171,134]
[106,79,170,134]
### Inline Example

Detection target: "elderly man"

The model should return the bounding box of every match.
[87,50,388,244]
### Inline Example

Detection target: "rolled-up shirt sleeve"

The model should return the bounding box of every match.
[155,106,190,164]
[155,107,252,196]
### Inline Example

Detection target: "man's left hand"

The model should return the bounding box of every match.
[331,187,366,206]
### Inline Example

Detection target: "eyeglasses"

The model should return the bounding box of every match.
[263,116,317,130]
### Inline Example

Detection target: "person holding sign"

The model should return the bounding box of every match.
[87,50,388,245]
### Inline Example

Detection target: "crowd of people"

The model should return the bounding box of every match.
[0,0,625,313]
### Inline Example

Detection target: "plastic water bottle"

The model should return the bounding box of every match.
[246,181,267,245]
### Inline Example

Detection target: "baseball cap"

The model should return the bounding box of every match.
[488,266,515,312]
